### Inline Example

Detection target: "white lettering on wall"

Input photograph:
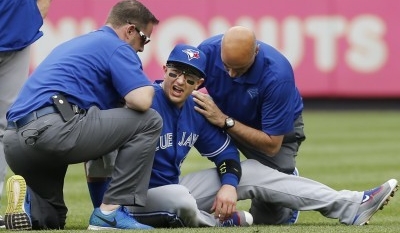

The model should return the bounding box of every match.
[152,16,207,66]
[345,14,387,73]
[305,16,346,72]
[32,18,96,68]
[31,14,388,74]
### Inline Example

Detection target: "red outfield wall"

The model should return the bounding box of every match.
[32,0,400,98]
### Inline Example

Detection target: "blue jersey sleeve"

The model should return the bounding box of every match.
[195,120,241,187]
[109,45,152,97]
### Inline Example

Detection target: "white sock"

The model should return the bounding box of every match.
[100,209,114,215]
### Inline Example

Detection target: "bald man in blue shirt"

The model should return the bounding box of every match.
[192,26,307,224]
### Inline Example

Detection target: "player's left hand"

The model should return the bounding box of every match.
[211,184,237,221]
[192,91,226,128]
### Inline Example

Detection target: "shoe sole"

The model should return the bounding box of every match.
[356,179,398,225]
[88,225,116,230]
[5,175,32,230]
[87,224,153,230]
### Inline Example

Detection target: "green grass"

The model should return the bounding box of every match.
[1,110,400,232]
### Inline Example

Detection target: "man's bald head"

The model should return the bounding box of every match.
[221,26,258,77]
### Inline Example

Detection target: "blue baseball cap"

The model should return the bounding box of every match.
[167,44,207,78]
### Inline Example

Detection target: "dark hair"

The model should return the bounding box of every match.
[106,0,159,28]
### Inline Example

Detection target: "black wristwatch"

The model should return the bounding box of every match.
[223,117,235,130]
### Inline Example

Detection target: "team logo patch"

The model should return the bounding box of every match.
[182,49,200,61]
[247,88,258,99]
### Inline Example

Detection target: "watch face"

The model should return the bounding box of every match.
[226,118,234,127]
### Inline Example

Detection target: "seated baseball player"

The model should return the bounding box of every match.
[86,43,253,227]
[85,44,398,228]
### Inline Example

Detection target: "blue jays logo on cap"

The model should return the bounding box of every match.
[182,49,200,61]
[167,44,207,77]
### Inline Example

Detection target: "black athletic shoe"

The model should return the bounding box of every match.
[0,215,5,228]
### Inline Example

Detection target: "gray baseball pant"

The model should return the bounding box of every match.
[88,159,362,226]
[87,159,221,227]
[0,47,31,206]
[130,184,220,227]
[126,159,362,226]
[234,114,306,223]
[180,159,363,225]
[3,106,162,229]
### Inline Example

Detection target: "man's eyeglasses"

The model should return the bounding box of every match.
[166,64,200,85]
[127,21,151,45]
[134,27,150,45]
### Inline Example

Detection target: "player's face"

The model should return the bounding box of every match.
[162,65,204,108]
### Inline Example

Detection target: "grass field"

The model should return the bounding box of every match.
[1,110,399,232]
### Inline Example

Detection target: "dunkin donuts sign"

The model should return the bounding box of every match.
[33,0,400,98]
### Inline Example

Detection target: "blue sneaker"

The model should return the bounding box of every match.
[217,211,253,227]
[352,179,398,225]
[286,167,300,224]
[5,175,32,230]
[88,206,153,230]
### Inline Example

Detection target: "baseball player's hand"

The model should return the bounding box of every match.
[192,91,226,128]
[211,184,237,221]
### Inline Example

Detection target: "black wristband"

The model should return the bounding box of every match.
[217,159,242,180]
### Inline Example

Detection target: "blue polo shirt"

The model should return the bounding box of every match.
[7,26,151,121]
[0,0,43,51]
[198,35,303,136]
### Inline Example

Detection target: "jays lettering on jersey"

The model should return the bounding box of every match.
[149,83,240,188]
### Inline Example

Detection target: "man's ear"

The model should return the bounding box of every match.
[162,65,168,76]
[126,24,135,38]
[194,78,205,90]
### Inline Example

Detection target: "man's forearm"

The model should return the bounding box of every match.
[225,120,282,156]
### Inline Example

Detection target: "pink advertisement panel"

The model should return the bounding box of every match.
[33,0,400,98]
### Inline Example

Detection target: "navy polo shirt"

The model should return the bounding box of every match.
[0,0,43,51]
[198,35,303,136]
[7,26,151,121]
